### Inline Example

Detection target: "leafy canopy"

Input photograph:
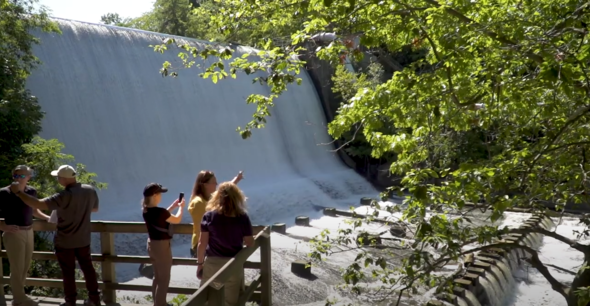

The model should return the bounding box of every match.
[0,0,59,180]
[155,0,590,304]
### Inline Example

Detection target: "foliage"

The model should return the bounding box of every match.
[156,0,590,305]
[19,136,108,197]
[102,0,216,39]
[100,13,131,27]
[170,294,188,306]
[0,0,59,184]
[331,62,393,159]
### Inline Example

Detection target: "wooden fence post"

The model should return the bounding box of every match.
[260,227,272,306]
[0,255,4,295]
[100,232,116,303]
[208,283,225,306]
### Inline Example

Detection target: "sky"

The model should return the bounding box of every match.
[37,0,155,24]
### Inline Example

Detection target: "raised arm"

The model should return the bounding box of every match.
[166,199,180,213]
[33,209,50,221]
[165,198,185,224]
[29,189,50,221]
[230,171,244,185]
[10,183,50,210]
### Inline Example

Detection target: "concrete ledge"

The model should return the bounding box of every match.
[423,213,554,306]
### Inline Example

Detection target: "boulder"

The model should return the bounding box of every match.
[291,260,312,277]
[138,263,154,279]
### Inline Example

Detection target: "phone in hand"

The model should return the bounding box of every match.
[178,192,184,202]
[197,267,203,279]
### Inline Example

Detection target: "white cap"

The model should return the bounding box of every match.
[51,165,76,178]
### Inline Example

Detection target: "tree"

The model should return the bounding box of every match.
[0,0,59,182]
[99,13,131,27]
[110,0,194,36]
[155,0,590,305]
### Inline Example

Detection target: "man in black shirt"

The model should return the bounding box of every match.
[0,165,50,306]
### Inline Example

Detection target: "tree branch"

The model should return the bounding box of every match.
[521,104,590,188]
[422,0,545,63]
[511,226,590,253]
[545,141,590,154]
[545,263,577,276]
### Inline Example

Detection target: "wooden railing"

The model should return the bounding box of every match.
[0,219,272,306]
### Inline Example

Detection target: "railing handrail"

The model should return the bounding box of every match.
[183,228,270,306]
[0,218,272,306]
[0,218,267,235]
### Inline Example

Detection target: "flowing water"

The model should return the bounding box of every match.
[464,290,481,306]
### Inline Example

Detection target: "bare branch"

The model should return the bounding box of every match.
[545,263,577,276]
[512,226,590,253]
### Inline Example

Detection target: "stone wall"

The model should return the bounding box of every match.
[424,214,555,306]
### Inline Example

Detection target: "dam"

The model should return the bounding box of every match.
[27,18,376,226]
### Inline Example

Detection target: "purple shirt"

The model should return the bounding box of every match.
[201,211,253,258]
[0,185,37,227]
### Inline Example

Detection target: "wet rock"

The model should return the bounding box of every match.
[323,207,337,216]
[389,225,406,238]
[138,263,154,279]
[356,232,382,246]
[291,260,312,277]
[360,197,373,206]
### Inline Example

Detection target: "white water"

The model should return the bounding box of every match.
[506,216,587,306]
[27,18,376,229]
[464,290,481,306]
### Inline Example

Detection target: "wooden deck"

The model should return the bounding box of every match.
[0,295,137,306]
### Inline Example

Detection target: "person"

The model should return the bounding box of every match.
[10,164,100,306]
[188,170,243,257]
[196,182,254,306]
[141,183,185,306]
[0,165,50,306]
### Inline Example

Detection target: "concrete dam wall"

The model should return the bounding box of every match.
[26,19,376,226]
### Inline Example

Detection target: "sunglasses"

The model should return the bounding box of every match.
[13,174,27,179]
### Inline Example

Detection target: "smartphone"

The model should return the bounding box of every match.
[178,192,184,202]
[197,268,203,278]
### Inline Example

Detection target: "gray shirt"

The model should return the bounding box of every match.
[45,183,99,249]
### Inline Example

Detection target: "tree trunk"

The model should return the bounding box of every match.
[567,256,590,306]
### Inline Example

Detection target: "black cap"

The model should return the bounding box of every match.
[143,183,168,197]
